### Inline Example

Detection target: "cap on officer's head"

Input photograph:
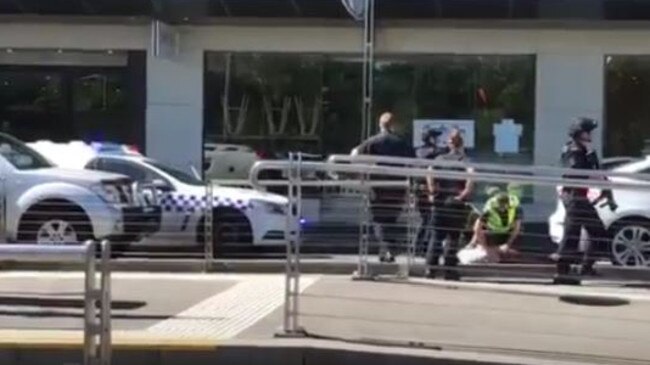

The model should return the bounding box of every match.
[568,117,598,139]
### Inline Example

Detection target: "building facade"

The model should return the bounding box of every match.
[2,0,650,176]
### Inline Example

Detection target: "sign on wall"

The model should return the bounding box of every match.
[493,119,523,154]
[413,119,476,149]
[151,20,180,59]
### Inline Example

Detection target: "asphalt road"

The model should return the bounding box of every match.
[1,272,649,364]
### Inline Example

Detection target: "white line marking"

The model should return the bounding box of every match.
[146,275,318,339]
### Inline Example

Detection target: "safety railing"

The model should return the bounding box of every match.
[250,154,650,336]
[0,240,111,365]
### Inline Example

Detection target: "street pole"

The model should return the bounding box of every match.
[361,0,375,141]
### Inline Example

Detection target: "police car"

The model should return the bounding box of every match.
[28,141,287,254]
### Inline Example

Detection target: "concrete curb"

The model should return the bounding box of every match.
[1,259,649,282]
[374,277,650,303]
[0,334,619,365]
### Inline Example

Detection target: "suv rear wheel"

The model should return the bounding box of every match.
[609,218,650,267]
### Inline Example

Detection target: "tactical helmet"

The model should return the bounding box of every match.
[568,117,598,139]
[421,127,443,145]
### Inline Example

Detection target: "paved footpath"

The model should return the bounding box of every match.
[0,272,649,364]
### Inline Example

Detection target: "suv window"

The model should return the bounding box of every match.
[0,133,52,170]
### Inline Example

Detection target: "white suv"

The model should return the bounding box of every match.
[0,133,159,248]
[549,156,650,267]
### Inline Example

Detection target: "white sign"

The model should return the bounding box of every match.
[152,20,180,59]
[493,119,523,154]
[341,0,366,21]
[413,119,476,149]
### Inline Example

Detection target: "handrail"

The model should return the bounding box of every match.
[0,240,111,365]
[0,244,92,262]
[327,154,650,181]
[250,158,650,193]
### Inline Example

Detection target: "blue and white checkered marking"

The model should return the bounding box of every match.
[159,193,253,213]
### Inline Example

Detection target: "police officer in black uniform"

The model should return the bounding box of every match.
[425,129,473,280]
[354,112,414,262]
[554,117,616,285]
[416,128,445,256]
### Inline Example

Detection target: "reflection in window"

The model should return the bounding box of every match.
[205,53,535,165]
[74,73,126,112]
[606,56,650,157]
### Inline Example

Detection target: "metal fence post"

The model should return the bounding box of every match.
[99,240,112,365]
[278,152,305,337]
[0,178,5,243]
[204,181,214,271]
[355,172,371,280]
[83,241,98,365]
[402,177,418,279]
[83,240,111,365]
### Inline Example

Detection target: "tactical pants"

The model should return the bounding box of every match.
[417,193,433,257]
[370,187,407,254]
[556,195,609,272]
[426,196,469,268]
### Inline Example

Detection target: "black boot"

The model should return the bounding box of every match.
[553,262,580,285]
[579,264,600,277]
[442,256,461,281]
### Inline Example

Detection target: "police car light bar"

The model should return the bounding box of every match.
[90,142,141,156]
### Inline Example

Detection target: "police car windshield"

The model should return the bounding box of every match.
[0,134,53,170]
[148,160,203,186]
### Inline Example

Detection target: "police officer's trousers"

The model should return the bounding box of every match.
[416,193,434,257]
[426,196,469,268]
[370,187,407,254]
[556,195,609,272]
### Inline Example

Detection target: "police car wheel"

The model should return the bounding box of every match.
[610,218,650,267]
[205,208,253,256]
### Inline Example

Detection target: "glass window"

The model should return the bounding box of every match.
[0,133,52,170]
[0,71,65,141]
[73,73,126,112]
[605,56,650,157]
[147,160,203,186]
[97,158,153,182]
[205,53,535,163]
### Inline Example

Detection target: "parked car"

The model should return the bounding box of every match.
[203,143,260,181]
[1,134,160,249]
[549,156,650,266]
[600,156,641,171]
[30,141,288,254]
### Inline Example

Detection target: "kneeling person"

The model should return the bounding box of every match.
[473,191,523,262]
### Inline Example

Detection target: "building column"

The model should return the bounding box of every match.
[533,52,604,209]
[146,45,203,173]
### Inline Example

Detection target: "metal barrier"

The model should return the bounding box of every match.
[0,240,112,365]
[250,154,650,336]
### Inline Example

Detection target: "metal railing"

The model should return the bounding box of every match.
[0,240,112,365]
[250,154,650,335]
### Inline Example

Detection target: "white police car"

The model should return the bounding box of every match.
[28,141,287,254]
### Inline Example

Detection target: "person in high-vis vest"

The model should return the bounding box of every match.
[471,189,523,262]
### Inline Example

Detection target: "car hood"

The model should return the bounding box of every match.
[19,167,129,185]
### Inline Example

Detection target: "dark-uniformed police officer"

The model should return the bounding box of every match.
[353,112,414,262]
[554,117,616,285]
[416,128,445,256]
[425,129,474,280]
